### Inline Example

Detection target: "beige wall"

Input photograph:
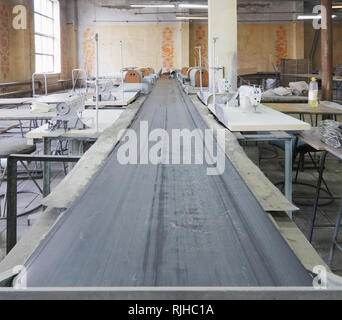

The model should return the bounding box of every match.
[190,22,305,75]
[304,22,342,72]
[0,0,77,91]
[81,23,189,76]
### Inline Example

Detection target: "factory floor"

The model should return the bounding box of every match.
[0,119,67,262]
[0,120,342,278]
[245,143,342,276]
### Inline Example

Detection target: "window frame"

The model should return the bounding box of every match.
[34,0,61,74]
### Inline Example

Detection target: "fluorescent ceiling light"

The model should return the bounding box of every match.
[178,4,208,9]
[297,14,337,19]
[130,4,175,8]
[332,4,342,8]
[176,16,208,20]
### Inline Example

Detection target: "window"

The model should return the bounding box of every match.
[34,0,61,73]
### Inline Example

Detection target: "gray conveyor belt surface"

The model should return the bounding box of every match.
[16,79,312,287]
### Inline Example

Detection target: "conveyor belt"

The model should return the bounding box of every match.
[15,79,312,287]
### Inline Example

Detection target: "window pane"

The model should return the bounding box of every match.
[46,18,53,36]
[41,36,53,55]
[34,0,41,14]
[35,35,42,53]
[34,1,60,73]
[41,0,47,16]
[34,13,42,34]
[46,0,53,17]
[35,55,43,73]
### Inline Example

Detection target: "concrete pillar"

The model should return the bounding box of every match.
[321,0,333,101]
[208,0,237,92]
[181,23,190,68]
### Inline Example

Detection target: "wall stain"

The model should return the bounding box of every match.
[0,4,10,80]
[161,26,174,72]
[83,27,95,75]
[275,26,288,68]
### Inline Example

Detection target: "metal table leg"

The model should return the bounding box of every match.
[6,159,17,253]
[328,197,342,268]
[43,137,51,197]
[308,150,328,243]
[284,138,293,219]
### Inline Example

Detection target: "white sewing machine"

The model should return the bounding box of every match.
[238,85,262,112]
[218,78,232,94]
[95,80,116,102]
[49,95,87,131]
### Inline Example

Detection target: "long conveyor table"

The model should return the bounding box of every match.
[14,79,312,287]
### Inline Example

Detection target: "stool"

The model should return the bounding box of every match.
[328,197,342,268]
[0,138,38,218]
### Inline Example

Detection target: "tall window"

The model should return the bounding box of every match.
[34,0,61,73]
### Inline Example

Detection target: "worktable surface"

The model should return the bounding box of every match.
[209,104,311,132]
[297,127,342,160]
[0,98,33,106]
[0,108,56,120]
[282,73,342,82]
[26,109,124,140]
[264,103,342,115]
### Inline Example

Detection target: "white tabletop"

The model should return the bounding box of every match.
[209,104,311,132]
[26,109,124,140]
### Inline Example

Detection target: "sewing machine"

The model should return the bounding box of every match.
[48,95,87,132]
[218,78,233,94]
[96,80,116,101]
[238,85,262,112]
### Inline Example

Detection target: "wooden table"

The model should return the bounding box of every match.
[264,103,342,116]
[282,73,342,82]
[264,103,342,126]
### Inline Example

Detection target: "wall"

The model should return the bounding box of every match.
[77,0,190,76]
[190,22,305,75]
[304,22,342,72]
[0,0,77,92]
[81,23,189,76]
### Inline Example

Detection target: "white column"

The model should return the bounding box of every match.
[208,0,238,92]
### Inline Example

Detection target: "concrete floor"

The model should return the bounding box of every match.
[0,117,342,278]
[0,118,67,262]
[245,143,342,276]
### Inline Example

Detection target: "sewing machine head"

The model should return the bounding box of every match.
[49,95,86,132]
[238,85,262,112]
[218,78,232,94]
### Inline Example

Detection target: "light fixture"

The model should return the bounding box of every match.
[130,4,175,8]
[178,4,208,9]
[297,14,337,19]
[176,16,208,20]
[332,4,342,8]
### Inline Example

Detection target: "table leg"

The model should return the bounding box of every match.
[68,140,83,172]
[328,197,342,268]
[43,137,51,197]
[308,151,328,243]
[285,138,293,219]
[6,158,17,253]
